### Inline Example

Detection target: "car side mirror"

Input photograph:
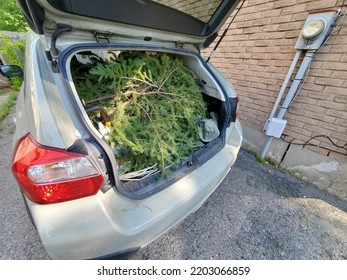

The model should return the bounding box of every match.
[0,65,24,79]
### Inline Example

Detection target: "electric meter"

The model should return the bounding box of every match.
[301,19,326,40]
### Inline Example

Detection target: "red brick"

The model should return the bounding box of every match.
[334,95,347,103]
[284,30,301,38]
[261,9,282,18]
[316,53,343,62]
[331,132,347,142]
[317,100,346,110]
[265,31,287,39]
[302,123,331,136]
[282,4,307,14]
[306,92,335,101]
[266,84,281,92]
[271,14,293,24]
[327,109,347,120]
[278,21,305,31]
[301,104,327,114]
[329,45,347,54]
[308,69,334,78]
[252,18,272,26]
[250,33,267,40]
[270,72,286,80]
[261,24,279,32]
[306,0,338,10]
[274,38,297,46]
[245,11,263,21]
[329,152,347,164]
[315,77,345,87]
[288,125,314,137]
[237,21,252,28]
[320,122,347,134]
[323,86,347,95]
[292,12,309,21]
[273,0,297,8]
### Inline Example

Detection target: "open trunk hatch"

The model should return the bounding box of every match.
[17,0,242,49]
[63,46,230,199]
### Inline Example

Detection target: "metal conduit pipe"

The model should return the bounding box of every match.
[277,50,315,119]
[260,10,340,159]
[260,49,315,158]
[263,49,302,131]
[264,50,302,130]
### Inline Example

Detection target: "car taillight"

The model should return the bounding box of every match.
[11,134,104,204]
[228,96,239,125]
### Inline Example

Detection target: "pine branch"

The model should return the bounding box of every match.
[72,51,208,176]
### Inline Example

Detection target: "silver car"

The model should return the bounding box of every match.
[3,0,243,259]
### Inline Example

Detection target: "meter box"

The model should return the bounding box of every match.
[295,10,339,50]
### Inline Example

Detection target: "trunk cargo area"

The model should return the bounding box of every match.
[68,47,228,198]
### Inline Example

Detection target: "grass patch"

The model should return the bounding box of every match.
[0,91,16,124]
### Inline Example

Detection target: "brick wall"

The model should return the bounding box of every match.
[153,0,222,22]
[203,0,347,163]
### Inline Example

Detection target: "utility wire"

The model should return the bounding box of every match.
[280,134,347,156]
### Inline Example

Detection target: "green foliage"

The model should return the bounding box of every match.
[1,34,25,67]
[0,0,28,32]
[0,91,16,123]
[0,34,25,89]
[73,51,208,175]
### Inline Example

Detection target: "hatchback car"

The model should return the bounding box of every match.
[4,0,243,259]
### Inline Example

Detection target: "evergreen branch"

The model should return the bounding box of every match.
[84,94,117,105]
[120,76,158,89]
[157,67,179,92]
[72,51,208,176]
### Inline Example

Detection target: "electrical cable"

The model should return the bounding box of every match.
[302,134,347,149]
[280,134,347,156]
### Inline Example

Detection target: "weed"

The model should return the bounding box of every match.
[0,91,16,124]
[256,154,279,167]
[275,241,287,254]
[256,154,266,164]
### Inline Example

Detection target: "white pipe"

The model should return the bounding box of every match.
[277,50,315,119]
[263,49,302,131]
[261,135,273,158]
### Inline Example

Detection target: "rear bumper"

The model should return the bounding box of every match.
[27,121,243,259]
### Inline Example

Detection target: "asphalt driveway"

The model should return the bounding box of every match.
[1,103,347,260]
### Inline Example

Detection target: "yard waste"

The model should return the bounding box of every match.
[72,51,209,178]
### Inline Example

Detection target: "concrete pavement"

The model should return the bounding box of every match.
[1,95,347,260]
